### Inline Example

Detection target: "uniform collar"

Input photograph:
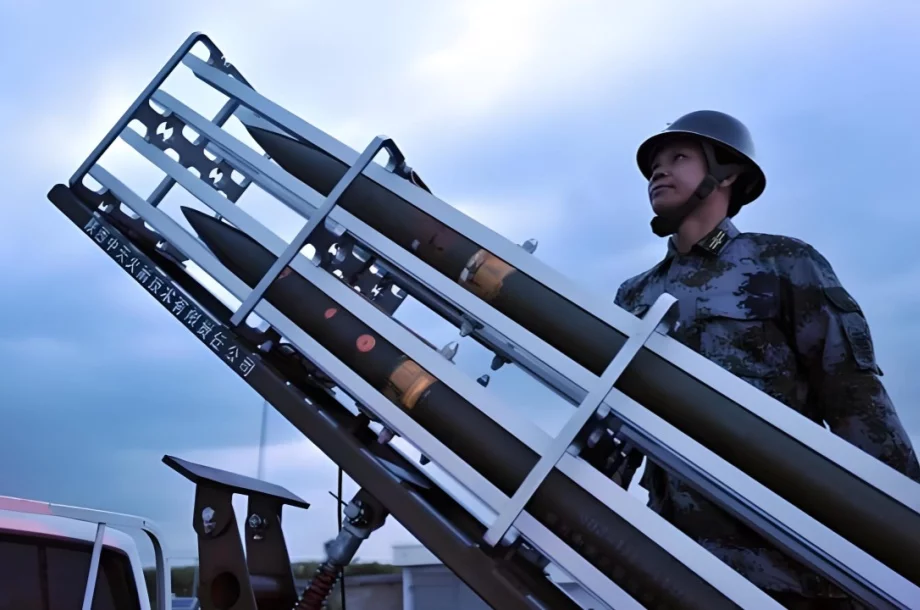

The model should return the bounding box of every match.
[666,217,739,258]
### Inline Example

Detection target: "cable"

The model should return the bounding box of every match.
[338,466,346,610]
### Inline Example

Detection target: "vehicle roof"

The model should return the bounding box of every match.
[0,509,140,554]
[0,496,154,610]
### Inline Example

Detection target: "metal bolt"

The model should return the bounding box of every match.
[344,500,367,525]
[248,513,265,530]
[201,507,216,535]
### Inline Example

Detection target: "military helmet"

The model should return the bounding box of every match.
[636,110,766,213]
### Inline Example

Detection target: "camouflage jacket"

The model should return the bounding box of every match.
[614,217,920,597]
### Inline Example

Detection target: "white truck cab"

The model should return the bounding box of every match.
[0,496,172,610]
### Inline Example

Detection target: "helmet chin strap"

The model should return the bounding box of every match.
[649,142,743,238]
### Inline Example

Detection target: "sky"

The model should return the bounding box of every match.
[1,0,919,577]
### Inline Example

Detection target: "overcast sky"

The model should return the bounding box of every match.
[1,0,919,573]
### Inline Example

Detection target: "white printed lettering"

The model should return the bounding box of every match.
[209,331,226,352]
[196,319,215,340]
[147,277,164,295]
[160,286,175,305]
[172,298,189,316]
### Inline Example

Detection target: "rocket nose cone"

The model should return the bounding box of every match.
[179,206,233,263]
[178,206,275,287]
[180,206,212,235]
[180,206,226,253]
[243,125,347,197]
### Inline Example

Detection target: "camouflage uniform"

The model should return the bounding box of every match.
[614,217,920,602]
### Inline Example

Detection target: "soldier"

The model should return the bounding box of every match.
[613,110,920,609]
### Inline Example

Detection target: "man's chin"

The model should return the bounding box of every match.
[651,200,683,216]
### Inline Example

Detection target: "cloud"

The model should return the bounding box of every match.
[407,0,564,118]
[0,335,83,363]
[404,0,840,124]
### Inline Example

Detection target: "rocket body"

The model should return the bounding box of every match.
[246,130,616,376]
[182,206,738,609]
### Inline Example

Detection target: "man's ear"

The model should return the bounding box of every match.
[720,173,739,188]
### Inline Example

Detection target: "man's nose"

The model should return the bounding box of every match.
[650,167,669,183]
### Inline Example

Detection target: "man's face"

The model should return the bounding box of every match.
[647,137,708,215]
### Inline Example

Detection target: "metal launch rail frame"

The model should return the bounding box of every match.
[45,32,920,609]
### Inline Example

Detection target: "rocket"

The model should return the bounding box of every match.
[232,124,920,587]
[181,205,742,610]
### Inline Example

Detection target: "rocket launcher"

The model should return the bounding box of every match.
[44,32,920,609]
